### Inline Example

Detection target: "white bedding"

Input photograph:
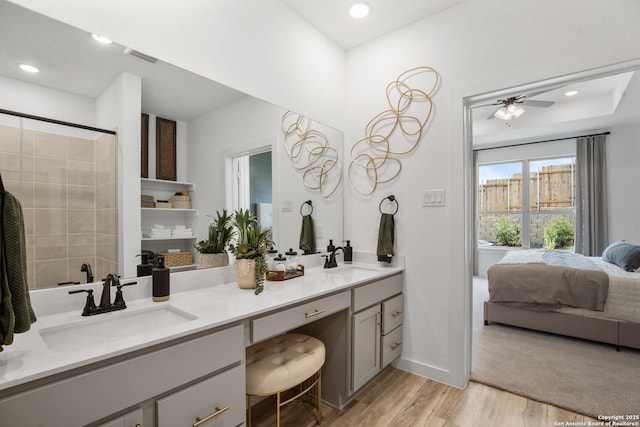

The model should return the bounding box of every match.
[557,257,640,323]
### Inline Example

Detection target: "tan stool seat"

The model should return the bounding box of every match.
[246,333,325,395]
[246,333,325,426]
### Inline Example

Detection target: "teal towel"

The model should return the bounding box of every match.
[299,214,316,255]
[377,213,395,264]
[1,192,37,351]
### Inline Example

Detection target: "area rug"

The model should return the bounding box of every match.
[471,277,640,419]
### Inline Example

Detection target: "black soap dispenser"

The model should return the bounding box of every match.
[343,240,353,264]
[137,253,153,277]
[152,256,170,302]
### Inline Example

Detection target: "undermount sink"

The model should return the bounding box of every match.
[324,265,380,277]
[39,305,198,354]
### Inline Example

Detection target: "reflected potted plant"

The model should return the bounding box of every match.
[195,210,234,269]
[229,208,271,294]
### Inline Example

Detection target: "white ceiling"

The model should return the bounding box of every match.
[279,0,468,50]
[1,0,639,138]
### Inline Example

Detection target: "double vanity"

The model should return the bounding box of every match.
[0,254,404,427]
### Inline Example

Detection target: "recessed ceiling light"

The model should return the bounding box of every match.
[564,90,579,97]
[91,33,113,44]
[19,64,39,73]
[349,2,370,19]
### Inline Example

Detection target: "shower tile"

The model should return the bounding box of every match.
[68,185,95,209]
[68,137,94,162]
[34,157,66,184]
[95,208,118,235]
[23,207,35,235]
[34,182,66,209]
[68,209,95,234]
[68,160,95,186]
[34,131,67,159]
[0,125,21,153]
[34,208,67,235]
[27,260,35,290]
[34,234,68,261]
[68,234,96,259]
[34,259,68,289]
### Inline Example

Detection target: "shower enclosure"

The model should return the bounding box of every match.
[0,110,118,290]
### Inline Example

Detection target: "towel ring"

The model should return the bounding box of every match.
[379,195,398,215]
[300,200,313,216]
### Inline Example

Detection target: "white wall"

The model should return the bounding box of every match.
[188,96,344,254]
[7,0,347,131]
[344,0,640,387]
[607,121,640,243]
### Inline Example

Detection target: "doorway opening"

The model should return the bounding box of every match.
[231,148,273,229]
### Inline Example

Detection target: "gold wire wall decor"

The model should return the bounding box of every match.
[348,66,440,195]
[281,111,342,198]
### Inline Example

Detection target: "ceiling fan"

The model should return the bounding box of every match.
[485,95,555,120]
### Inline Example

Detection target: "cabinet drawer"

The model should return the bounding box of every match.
[382,294,404,335]
[0,325,244,427]
[353,273,402,313]
[382,325,403,367]
[252,291,350,343]
[157,364,244,427]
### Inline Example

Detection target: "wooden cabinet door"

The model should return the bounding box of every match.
[352,304,381,392]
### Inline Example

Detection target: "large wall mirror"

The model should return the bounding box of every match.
[0,1,343,289]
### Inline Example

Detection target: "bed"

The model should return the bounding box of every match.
[484,242,640,350]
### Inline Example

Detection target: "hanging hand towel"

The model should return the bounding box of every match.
[0,191,37,352]
[377,213,395,264]
[299,214,317,255]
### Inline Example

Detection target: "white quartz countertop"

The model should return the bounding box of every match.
[0,261,403,393]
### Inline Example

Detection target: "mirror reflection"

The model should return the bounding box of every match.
[0,1,343,289]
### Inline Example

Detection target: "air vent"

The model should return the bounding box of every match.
[123,47,158,63]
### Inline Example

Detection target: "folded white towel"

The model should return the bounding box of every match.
[174,225,186,230]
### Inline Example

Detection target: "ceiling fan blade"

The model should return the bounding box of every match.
[521,99,555,108]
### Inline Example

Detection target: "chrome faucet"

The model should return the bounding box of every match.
[323,247,343,268]
[80,263,94,283]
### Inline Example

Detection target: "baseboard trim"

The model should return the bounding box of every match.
[394,357,457,387]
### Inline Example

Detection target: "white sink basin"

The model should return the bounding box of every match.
[39,305,198,354]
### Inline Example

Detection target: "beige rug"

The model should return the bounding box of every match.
[471,277,640,418]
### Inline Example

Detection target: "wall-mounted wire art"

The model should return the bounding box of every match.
[281,111,342,198]
[349,66,440,195]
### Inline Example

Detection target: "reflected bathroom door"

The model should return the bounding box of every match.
[231,149,272,229]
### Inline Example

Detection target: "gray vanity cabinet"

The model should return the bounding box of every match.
[0,325,244,427]
[351,273,403,393]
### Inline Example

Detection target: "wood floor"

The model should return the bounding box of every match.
[248,367,596,427]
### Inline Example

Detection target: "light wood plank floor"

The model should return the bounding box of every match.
[248,367,596,427]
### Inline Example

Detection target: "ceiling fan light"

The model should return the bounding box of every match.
[513,105,525,118]
[494,107,509,120]
[506,103,518,114]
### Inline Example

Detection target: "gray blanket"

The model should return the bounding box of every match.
[487,250,609,311]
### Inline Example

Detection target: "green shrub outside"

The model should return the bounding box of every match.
[494,217,521,246]
[543,217,575,249]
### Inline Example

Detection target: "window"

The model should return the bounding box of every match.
[478,156,576,249]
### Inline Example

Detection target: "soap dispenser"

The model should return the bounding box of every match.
[343,240,353,264]
[136,252,153,277]
[327,239,336,253]
[152,256,170,302]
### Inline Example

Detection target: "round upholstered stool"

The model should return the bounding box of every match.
[246,333,325,427]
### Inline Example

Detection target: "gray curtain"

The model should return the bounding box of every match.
[575,134,608,256]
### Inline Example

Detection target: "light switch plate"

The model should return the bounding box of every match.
[281,199,293,212]
[422,189,445,207]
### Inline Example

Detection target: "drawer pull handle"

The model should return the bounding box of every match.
[305,309,326,318]
[193,405,230,427]
[390,342,402,350]
[391,310,403,318]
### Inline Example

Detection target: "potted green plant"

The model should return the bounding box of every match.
[195,210,234,269]
[229,208,271,294]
